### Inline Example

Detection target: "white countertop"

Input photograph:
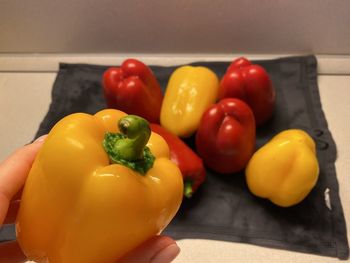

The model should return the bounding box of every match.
[0,54,349,263]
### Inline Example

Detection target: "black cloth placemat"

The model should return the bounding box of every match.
[19,56,350,259]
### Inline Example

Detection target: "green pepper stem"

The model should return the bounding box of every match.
[184,181,194,198]
[103,115,155,175]
[115,115,151,161]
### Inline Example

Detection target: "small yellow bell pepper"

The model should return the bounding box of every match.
[160,66,219,137]
[245,129,319,207]
[16,109,183,263]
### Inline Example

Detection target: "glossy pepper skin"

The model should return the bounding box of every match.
[103,58,163,123]
[245,129,319,207]
[219,57,276,126]
[195,98,256,174]
[150,123,206,198]
[16,109,183,263]
[160,66,219,137]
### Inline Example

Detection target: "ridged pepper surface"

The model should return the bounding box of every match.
[160,66,219,137]
[195,98,256,174]
[103,59,163,123]
[245,129,319,207]
[219,57,276,126]
[16,109,183,263]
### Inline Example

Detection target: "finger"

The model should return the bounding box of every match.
[0,135,47,225]
[118,236,180,263]
[0,241,26,263]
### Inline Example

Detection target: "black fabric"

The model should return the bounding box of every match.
[10,56,350,259]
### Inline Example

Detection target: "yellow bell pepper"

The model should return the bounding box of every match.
[245,129,319,207]
[160,66,219,137]
[16,109,183,263]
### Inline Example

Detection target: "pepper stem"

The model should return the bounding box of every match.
[103,115,155,175]
[116,115,151,161]
[184,181,194,198]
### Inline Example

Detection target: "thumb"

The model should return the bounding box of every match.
[0,135,47,225]
[118,236,180,263]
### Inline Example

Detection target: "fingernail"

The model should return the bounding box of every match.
[151,244,180,263]
[34,135,47,143]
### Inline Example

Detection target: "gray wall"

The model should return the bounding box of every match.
[1,0,349,54]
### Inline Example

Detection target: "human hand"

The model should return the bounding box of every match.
[0,136,180,263]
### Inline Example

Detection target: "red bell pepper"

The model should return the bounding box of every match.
[219,57,276,126]
[150,123,206,198]
[102,58,163,123]
[195,98,256,174]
